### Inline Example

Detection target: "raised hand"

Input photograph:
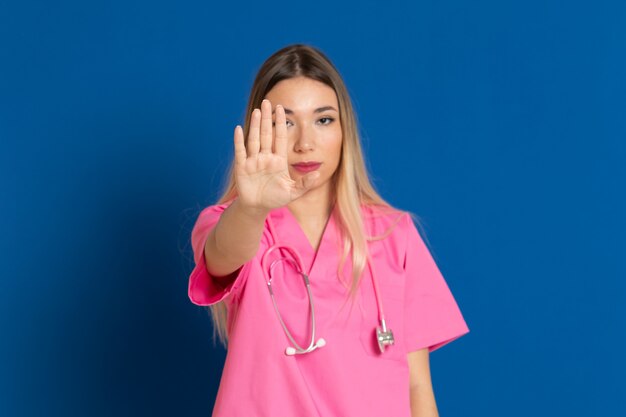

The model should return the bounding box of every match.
[233,99,320,212]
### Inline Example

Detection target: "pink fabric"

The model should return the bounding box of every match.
[188,201,470,417]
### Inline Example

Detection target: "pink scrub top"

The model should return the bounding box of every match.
[188,200,469,417]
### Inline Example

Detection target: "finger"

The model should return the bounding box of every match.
[247,108,261,157]
[233,125,246,166]
[274,104,287,156]
[259,99,273,154]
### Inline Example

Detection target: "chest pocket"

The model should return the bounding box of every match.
[358,269,407,363]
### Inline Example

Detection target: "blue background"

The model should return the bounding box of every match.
[1,0,624,415]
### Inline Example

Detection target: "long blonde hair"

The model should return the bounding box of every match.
[209,44,404,347]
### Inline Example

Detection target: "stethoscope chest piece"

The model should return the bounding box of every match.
[376,319,395,353]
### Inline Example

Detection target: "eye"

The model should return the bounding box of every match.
[318,117,335,125]
[272,120,294,127]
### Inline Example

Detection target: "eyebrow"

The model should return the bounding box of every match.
[272,106,338,115]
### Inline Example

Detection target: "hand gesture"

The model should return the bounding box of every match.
[233,99,320,212]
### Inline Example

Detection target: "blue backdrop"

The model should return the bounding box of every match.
[1,0,624,416]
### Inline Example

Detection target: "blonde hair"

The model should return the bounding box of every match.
[208,44,406,347]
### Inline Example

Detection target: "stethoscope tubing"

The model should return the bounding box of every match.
[263,244,320,354]
[262,209,392,355]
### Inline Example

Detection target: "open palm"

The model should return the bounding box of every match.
[234,99,319,211]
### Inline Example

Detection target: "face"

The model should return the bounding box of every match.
[265,76,343,193]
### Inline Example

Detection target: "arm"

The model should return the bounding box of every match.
[203,198,269,278]
[407,348,439,417]
[203,100,319,282]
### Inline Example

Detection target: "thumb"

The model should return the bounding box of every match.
[301,171,321,190]
[291,171,321,199]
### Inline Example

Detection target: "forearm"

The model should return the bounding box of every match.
[204,198,269,276]
[410,385,439,417]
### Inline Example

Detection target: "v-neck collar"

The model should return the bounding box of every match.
[268,204,339,277]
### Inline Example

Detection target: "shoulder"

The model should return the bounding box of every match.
[361,203,413,239]
[191,199,238,243]
[195,199,236,224]
[198,199,235,216]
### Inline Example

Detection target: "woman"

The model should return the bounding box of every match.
[188,44,469,417]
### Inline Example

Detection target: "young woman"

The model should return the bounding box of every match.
[188,44,469,417]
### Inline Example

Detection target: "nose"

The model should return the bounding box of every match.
[293,125,315,153]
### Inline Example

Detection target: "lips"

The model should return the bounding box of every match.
[292,161,322,173]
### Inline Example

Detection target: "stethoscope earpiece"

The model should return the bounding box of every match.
[285,338,326,356]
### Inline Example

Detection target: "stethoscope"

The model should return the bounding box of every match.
[261,214,395,356]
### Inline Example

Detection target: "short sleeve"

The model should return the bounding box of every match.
[402,215,470,353]
[188,202,252,306]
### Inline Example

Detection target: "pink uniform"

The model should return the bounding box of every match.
[188,200,470,416]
